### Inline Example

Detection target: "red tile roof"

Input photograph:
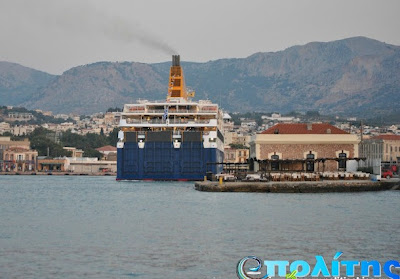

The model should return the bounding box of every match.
[96,145,117,152]
[261,123,349,134]
[373,134,400,141]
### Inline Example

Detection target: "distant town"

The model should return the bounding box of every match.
[0,105,399,177]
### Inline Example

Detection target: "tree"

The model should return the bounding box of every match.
[60,129,108,151]
[107,127,119,146]
[83,148,102,159]
[285,111,302,117]
[0,131,12,137]
[106,107,122,112]
[306,111,320,117]
[229,143,249,149]
[29,128,71,157]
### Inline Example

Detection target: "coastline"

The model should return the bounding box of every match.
[0,171,116,176]
[195,179,400,193]
[2,173,399,193]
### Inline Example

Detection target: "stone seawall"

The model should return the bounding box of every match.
[195,179,400,193]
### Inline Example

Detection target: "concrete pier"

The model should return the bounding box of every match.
[195,179,400,193]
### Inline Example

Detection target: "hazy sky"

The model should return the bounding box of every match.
[1,0,399,74]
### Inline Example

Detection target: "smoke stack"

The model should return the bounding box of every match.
[172,55,180,66]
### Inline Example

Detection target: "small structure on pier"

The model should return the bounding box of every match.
[249,123,360,172]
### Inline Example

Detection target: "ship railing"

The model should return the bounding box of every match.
[124,118,214,125]
[123,109,217,114]
[145,109,199,114]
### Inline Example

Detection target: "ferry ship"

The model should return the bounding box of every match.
[116,55,224,180]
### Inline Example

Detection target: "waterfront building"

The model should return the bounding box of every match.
[37,158,68,172]
[1,146,38,172]
[66,157,116,173]
[0,137,32,171]
[249,123,360,172]
[360,134,400,168]
[360,135,400,169]
[373,135,400,163]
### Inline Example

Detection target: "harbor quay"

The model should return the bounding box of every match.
[0,171,115,176]
[195,178,400,193]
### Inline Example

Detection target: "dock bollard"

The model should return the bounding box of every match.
[219,176,223,185]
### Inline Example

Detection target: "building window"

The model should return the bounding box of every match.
[306,152,315,172]
[271,154,280,171]
[338,152,347,170]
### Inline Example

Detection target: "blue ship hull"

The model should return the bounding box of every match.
[117,142,223,180]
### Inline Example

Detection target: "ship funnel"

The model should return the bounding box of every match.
[172,55,180,66]
[167,55,187,100]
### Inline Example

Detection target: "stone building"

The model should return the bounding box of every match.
[249,123,360,172]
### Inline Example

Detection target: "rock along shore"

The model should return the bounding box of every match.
[195,179,400,193]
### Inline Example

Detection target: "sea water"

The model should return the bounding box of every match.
[0,176,399,278]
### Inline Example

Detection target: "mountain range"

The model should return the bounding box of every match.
[1,36,399,117]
